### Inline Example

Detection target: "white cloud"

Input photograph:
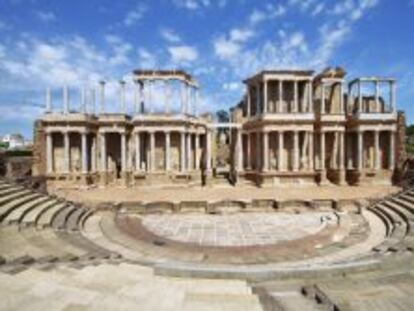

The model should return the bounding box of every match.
[223,82,240,91]
[160,28,181,43]
[173,0,211,10]
[137,48,158,68]
[214,36,240,59]
[229,28,254,42]
[311,3,325,16]
[36,10,56,22]
[123,5,146,27]
[249,4,286,25]
[168,45,199,62]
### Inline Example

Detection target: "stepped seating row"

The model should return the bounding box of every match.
[0,179,121,272]
[367,188,414,254]
[0,262,262,311]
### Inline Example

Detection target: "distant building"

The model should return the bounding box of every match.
[2,134,26,150]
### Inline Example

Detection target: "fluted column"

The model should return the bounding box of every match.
[180,131,186,172]
[293,131,299,172]
[186,133,192,170]
[81,132,88,174]
[150,132,155,172]
[135,132,141,171]
[374,130,380,170]
[308,131,314,170]
[100,133,106,172]
[91,134,96,172]
[206,130,212,171]
[165,131,171,171]
[255,132,261,170]
[278,131,284,171]
[246,133,251,169]
[237,130,243,171]
[46,132,53,174]
[63,131,70,173]
[320,132,326,171]
[339,132,345,170]
[278,80,283,113]
[308,80,313,113]
[357,131,363,170]
[121,133,126,173]
[389,131,395,170]
[293,80,298,113]
[195,133,200,170]
[263,131,269,172]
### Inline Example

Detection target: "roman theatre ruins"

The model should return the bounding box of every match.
[1,67,414,311]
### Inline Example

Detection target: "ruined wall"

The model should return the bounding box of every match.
[32,120,46,176]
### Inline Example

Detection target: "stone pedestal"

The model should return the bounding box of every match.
[318,170,330,186]
[337,170,347,186]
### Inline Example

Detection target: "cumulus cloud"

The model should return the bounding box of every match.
[168,45,199,63]
[35,10,56,22]
[123,4,146,26]
[160,28,181,43]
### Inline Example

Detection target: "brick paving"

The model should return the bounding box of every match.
[142,212,334,247]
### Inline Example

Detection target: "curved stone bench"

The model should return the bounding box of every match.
[3,196,51,225]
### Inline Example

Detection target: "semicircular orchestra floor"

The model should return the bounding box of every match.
[112,210,370,265]
[141,212,332,247]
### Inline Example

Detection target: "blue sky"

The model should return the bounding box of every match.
[0,0,413,138]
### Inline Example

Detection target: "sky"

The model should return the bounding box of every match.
[0,0,413,138]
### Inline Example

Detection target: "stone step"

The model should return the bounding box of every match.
[0,190,33,206]
[20,199,59,225]
[4,196,51,225]
[65,207,87,232]
[51,205,78,230]
[0,193,44,221]
[0,186,25,197]
[36,202,68,228]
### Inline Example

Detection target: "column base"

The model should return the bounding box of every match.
[121,172,130,188]
[318,170,330,186]
[338,170,347,186]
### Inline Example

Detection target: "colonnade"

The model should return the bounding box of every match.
[246,79,313,116]
[45,129,211,176]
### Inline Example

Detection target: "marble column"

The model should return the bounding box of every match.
[278,131,284,171]
[293,131,299,172]
[263,80,268,114]
[99,81,105,114]
[308,131,314,170]
[100,133,106,172]
[165,131,171,171]
[186,133,192,170]
[206,130,212,171]
[180,132,186,172]
[357,131,363,170]
[293,80,298,113]
[81,132,88,174]
[263,131,269,172]
[339,132,345,170]
[237,130,243,171]
[121,133,127,173]
[308,81,313,113]
[320,132,326,171]
[278,80,283,113]
[389,131,395,170]
[63,131,70,174]
[150,132,155,172]
[246,133,251,169]
[135,132,141,171]
[46,132,53,174]
[91,135,96,172]
[63,86,69,114]
[339,82,344,114]
[195,133,200,170]
[321,82,325,114]
[256,132,261,170]
[256,83,260,115]
[375,80,380,113]
[46,88,52,112]
[374,130,380,170]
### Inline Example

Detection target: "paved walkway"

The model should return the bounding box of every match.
[53,185,400,205]
[142,212,333,247]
